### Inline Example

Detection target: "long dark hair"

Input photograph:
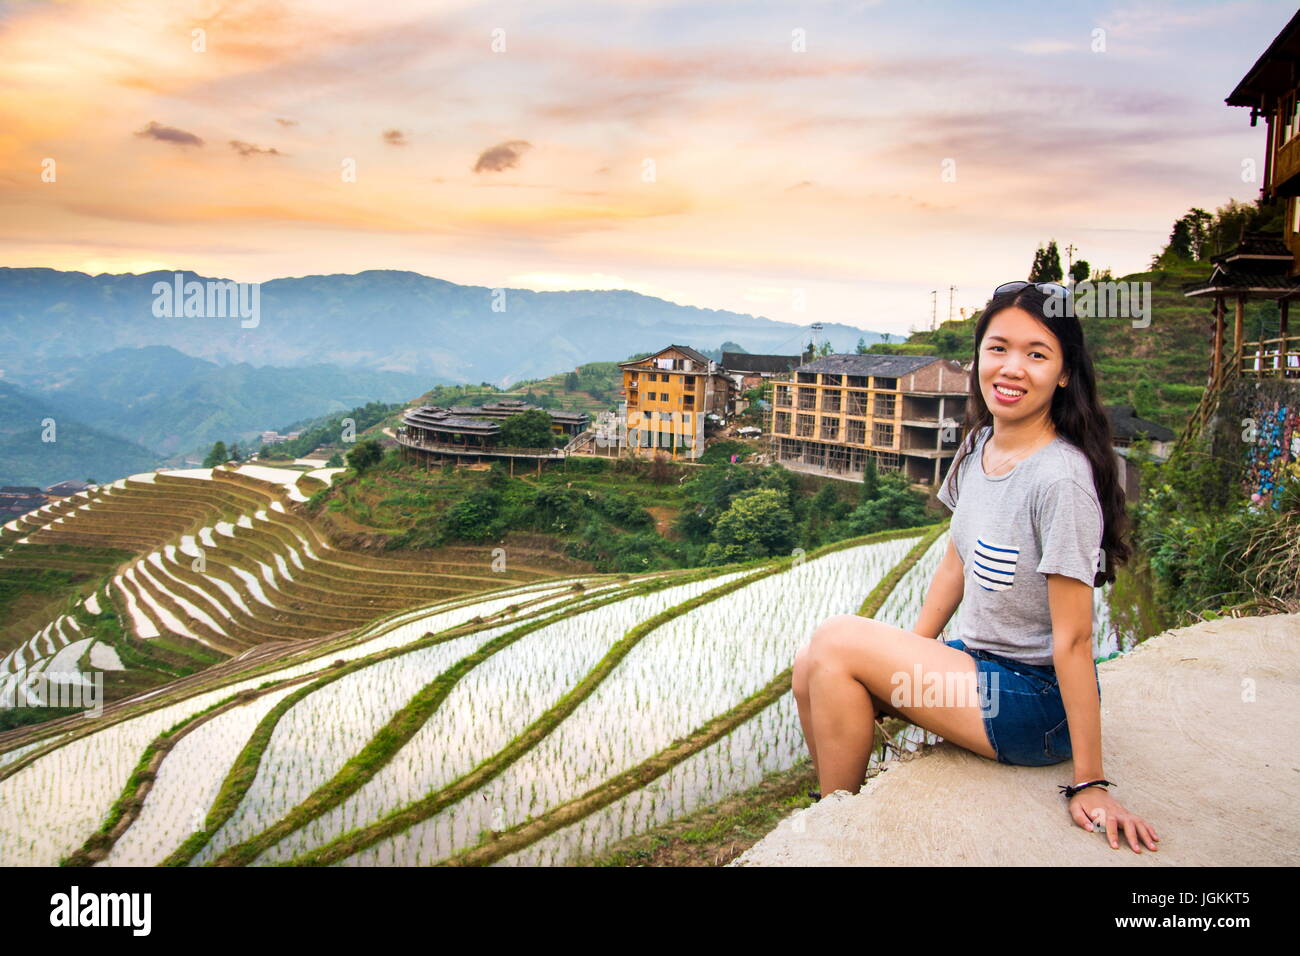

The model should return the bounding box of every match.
[941,285,1131,586]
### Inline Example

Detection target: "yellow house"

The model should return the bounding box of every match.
[617,345,734,458]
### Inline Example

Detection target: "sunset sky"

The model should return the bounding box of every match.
[0,0,1292,339]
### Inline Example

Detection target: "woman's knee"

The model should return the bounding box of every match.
[808,614,874,659]
[792,642,813,695]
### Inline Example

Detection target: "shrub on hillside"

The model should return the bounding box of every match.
[563,457,609,475]
[346,439,384,473]
[1131,432,1297,620]
[703,488,795,565]
[591,490,653,529]
[529,486,585,533]
[838,471,928,535]
[698,440,751,465]
[442,487,504,541]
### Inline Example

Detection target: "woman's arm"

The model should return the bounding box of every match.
[912,537,964,639]
[1047,573,1103,781]
[1048,573,1159,853]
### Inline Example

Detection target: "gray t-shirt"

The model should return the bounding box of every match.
[936,424,1103,666]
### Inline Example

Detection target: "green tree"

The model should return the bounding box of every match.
[1030,240,1064,282]
[856,336,868,354]
[564,372,580,391]
[203,441,228,468]
[843,471,928,534]
[1163,217,1195,262]
[229,441,241,462]
[810,485,838,516]
[531,486,584,533]
[1207,199,1259,259]
[687,463,759,519]
[860,456,880,502]
[1069,260,1090,284]
[498,409,555,448]
[930,326,965,359]
[325,451,344,467]
[1185,208,1213,260]
[704,488,795,564]
[347,438,383,473]
[443,487,502,541]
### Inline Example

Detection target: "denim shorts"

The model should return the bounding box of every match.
[942,638,1101,767]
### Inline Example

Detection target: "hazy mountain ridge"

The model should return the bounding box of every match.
[2,346,430,459]
[0,380,159,487]
[0,268,875,384]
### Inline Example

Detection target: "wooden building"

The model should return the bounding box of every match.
[617,345,734,459]
[720,349,814,417]
[447,399,588,438]
[1179,9,1300,446]
[1106,405,1176,502]
[395,400,589,468]
[769,354,967,485]
[1230,8,1300,266]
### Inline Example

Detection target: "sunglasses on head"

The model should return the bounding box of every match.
[992,280,1071,298]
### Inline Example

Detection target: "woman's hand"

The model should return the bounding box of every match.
[1068,787,1160,853]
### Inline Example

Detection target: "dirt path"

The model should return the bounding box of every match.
[732,612,1300,866]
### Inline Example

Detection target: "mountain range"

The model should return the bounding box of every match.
[0,267,883,486]
[0,267,874,383]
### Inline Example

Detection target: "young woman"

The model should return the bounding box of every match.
[791,281,1159,854]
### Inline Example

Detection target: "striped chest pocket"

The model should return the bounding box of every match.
[972,538,1020,591]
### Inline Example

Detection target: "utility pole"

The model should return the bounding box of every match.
[1064,243,1077,287]
[930,290,937,330]
[948,285,956,324]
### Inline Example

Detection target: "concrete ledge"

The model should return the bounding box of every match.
[731,613,1300,866]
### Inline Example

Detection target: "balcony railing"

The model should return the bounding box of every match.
[396,430,565,458]
[1239,335,1300,377]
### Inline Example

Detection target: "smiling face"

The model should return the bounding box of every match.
[978,306,1069,424]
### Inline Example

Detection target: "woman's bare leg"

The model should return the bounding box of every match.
[803,614,997,795]
[795,640,908,787]
[792,644,821,781]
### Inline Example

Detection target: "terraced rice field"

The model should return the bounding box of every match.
[0,469,1122,867]
[0,464,583,705]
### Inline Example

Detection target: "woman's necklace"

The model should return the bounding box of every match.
[983,429,1054,475]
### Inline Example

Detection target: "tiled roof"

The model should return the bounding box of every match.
[668,343,712,364]
[1106,404,1176,442]
[403,407,498,432]
[1212,232,1293,261]
[1183,266,1300,296]
[795,354,938,377]
[721,352,802,373]
[618,344,714,368]
[1227,10,1300,107]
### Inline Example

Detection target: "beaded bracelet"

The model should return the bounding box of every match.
[1058,778,1112,800]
